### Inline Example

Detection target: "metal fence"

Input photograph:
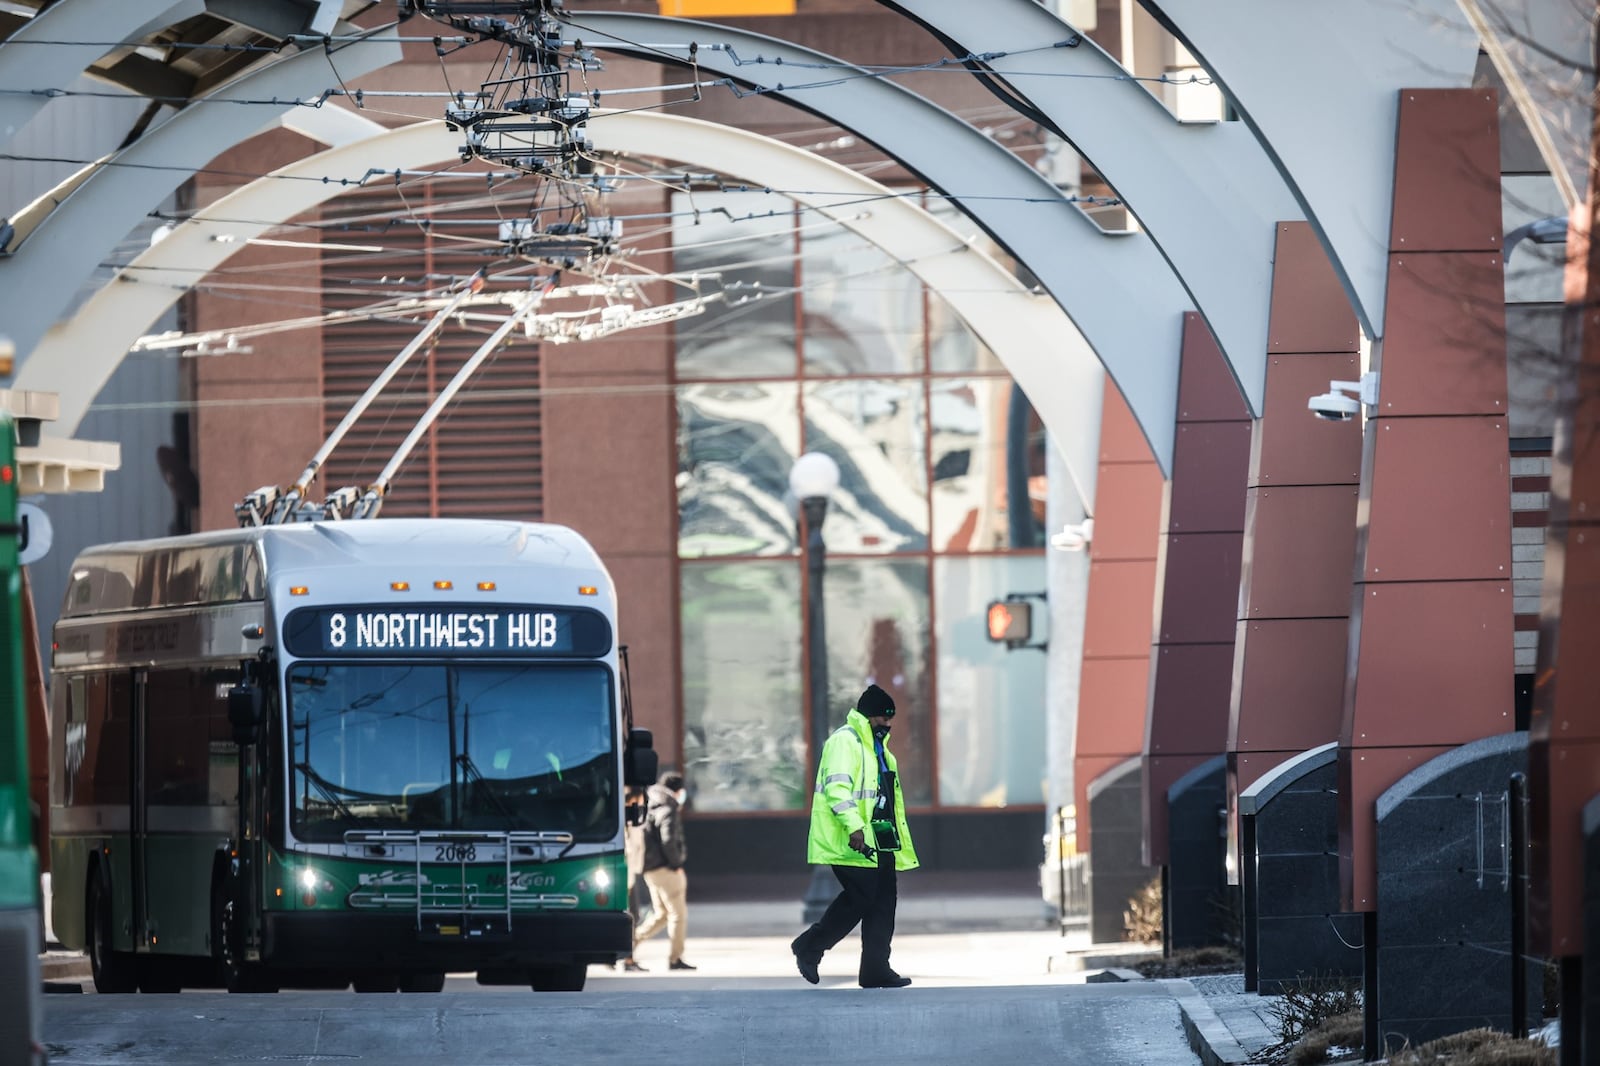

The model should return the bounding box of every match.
[1040,805,1089,932]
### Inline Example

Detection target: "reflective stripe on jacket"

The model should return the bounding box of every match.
[806,708,919,871]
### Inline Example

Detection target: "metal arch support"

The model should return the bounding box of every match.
[0,28,403,370]
[0,0,205,147]
[1144,0,1480,339]
[17,117,457,428]
[591,110,1104,511]
[881,0,1300,417]
[563,10,1190,473]
[26,112,1105,512]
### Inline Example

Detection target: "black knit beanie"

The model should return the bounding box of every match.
[857,684,896,718]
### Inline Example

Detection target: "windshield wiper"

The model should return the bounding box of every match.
[294,761,359,822]
[456,751,517,821]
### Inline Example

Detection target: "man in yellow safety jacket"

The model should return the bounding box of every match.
[790,684,919,988]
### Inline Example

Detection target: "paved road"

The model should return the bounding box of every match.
[42,931,1196,1065]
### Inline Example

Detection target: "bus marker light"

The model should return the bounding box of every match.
[290,586,309,596]
[391,581,411,592]
[302,892,317,907]
[477,581,496,592]
[595,893,609,907]
[579,585,598,596]
[0,465,11,484]
[275,888,283,897]
[434,580,453,590]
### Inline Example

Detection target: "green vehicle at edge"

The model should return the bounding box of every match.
[0,413,42,1062]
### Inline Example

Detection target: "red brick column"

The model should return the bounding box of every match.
[1142,313,1251,865]
[1074,379,1164,848]
[1228,223,1362,858]
[1339,89,1512,911]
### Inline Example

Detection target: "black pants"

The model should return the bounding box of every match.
[793,852,898,979]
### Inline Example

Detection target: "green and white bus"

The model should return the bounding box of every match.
[50,518,656,994]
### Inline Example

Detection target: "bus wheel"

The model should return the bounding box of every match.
[529,964,586,992]
[352,973,399,993]
[211,883,277,994]
[398,971,446,993]
[87,875,137,994]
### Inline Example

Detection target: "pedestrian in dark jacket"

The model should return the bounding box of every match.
[632,772,695,970]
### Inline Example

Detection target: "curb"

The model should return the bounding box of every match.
[40,955,89,983]
[1084,967,1146,984]
[1163,978,1253,1066]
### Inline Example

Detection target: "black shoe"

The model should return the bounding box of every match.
[668,959,697,971]
[794,952,821,985]
[860,971,912,989]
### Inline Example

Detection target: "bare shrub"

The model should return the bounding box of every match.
[1262,973,1363,1061]
[1123,876,1162,944]
[1288,1010,1363,1065]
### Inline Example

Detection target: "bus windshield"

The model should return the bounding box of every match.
[287,661,616,843]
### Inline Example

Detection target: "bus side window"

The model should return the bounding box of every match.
[143,668,218,807]
[85,673,127,808]
[207,671,239,807]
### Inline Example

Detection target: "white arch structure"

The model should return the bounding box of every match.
[20,109,1107,511]
[1146,0,1480,339]
[0,25,402,365]
[885,0,1301,416]
[563,11,1191,474]
[0,0,204,147]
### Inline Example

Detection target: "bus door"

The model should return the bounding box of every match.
[127,668,150,951]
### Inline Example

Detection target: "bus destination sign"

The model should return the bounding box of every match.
[283,604,611,659]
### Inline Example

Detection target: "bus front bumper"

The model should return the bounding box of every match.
[262,910,631,970]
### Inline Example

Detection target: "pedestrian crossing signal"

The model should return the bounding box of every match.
[986,600,1031,645]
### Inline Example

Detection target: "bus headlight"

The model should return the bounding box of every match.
[299,868,318,891]
[594,868,611,889]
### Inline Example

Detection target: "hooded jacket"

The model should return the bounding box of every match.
[806,708,919,871]
[642,782,687,872]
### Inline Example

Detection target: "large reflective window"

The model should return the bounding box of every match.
[930,378,1047,551]
[677,382,801,558]
[803,379,928,553]
[800,224,924,376]
[287,662,616,841]
[672,192,797,380]
[822,558,932,807]
[934,556,1048,807]
[681,562,807,811]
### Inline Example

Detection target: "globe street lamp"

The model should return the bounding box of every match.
[791,451,841,924]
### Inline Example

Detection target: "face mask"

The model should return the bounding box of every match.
[872,724,892,741]
[676,789,688,805]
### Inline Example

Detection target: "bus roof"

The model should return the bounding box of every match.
[61,519,607,618]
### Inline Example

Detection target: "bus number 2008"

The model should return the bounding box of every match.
[435,843,478,862]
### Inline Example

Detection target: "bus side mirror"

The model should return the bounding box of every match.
[624,727,657,787]
[228,683,264,746]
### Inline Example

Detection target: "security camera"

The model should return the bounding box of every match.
[1306,372,1379,423]
[1307,391,1361,421]
[1050,518,1094,552]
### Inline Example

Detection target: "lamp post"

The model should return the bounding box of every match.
[791,451,841,925]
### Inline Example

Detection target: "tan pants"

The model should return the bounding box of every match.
[633,866,688,963]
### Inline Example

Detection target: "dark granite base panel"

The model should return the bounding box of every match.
[1257,914,1364,993]
[1374,734,1533,1050]
[1090,761,1149,945]
[1166,757,1228,950]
